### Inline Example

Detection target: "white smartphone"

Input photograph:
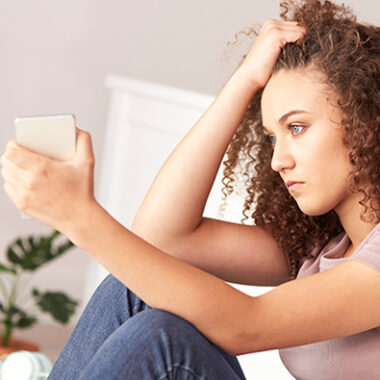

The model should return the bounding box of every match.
[14,113,77,219]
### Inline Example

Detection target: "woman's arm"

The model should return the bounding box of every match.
[62,210,380,356]
[131,65,260,245]
[131,68,293,286]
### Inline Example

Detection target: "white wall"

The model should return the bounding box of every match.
[0,0,378,326]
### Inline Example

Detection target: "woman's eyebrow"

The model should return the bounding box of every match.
[262,109,312,133]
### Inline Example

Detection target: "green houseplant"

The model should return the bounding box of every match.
[0,229,78,350]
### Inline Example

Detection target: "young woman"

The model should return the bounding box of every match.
[1,0,379,378]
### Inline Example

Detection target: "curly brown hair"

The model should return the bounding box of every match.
[219,0,380,280]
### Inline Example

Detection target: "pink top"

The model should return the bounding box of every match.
[279,222,380,380]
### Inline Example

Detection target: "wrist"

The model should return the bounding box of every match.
[63,198,106,248]
[231,64,265,92]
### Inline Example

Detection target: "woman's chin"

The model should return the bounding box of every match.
[296,202,333,217]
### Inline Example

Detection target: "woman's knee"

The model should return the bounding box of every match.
[100,273,123,291]
[130,308,210,347]
[89,273,128,303]
[89,274,152,319]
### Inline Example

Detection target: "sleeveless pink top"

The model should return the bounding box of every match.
[279,222,380,380]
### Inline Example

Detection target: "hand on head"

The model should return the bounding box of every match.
[238,19,307,89]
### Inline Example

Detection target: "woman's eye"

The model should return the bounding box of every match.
[288,124,305,135]
[264,135,276,145]
[264,124,305,146]
[269,136,276,145]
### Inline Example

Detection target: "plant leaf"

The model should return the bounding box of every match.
[16,314,37,328]
[32,289,78,324]
[0,304,37,330]
[6,246,23,265]
[8,306,22,316]
[5,230,75,271]
[0,262,17,275]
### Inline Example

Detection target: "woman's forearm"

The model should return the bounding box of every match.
[131,68,260,245]
[69,200,253,356]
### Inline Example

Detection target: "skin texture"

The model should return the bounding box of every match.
[261,68,378,256]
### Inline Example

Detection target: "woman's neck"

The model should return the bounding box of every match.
[335,192,379,257]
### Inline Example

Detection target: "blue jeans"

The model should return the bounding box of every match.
[47,273,247,379]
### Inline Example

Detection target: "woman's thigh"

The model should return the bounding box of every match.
[78,308,247,380]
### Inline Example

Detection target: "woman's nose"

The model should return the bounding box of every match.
[270,140,295,173]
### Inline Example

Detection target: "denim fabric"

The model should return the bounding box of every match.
[47,273,247,379]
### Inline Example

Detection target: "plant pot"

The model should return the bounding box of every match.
[0,337,40,361]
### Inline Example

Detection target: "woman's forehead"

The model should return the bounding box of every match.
[263,69,328,101]
[261,69,338,123]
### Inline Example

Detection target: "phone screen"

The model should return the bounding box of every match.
[15,114,76,160]
[14,114,76,219]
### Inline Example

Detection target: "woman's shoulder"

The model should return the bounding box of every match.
[306,230,346,259]
[345,222,380,272]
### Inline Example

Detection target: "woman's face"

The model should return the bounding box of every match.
[260,68,354,217]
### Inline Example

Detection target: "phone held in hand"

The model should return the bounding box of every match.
[14,113,77,219]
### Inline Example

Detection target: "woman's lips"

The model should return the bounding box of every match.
[288,182,304,192]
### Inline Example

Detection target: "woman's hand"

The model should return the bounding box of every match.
[237,19,307,89]
[0,127,97,235]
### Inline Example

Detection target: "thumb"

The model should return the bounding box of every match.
[75,127,95,163]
